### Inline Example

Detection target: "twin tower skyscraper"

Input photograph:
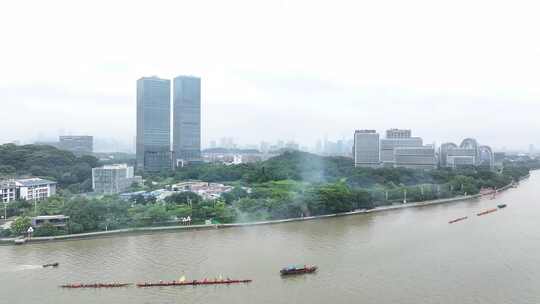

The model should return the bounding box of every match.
[136,75,201,172]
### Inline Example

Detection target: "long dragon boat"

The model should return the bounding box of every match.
[477,208,498,216]
[136,279,252,287]
[60,283,131,288]
[448,216,468,224]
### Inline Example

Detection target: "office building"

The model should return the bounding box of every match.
[380,137,423,163]
[354,130,380,167]
[136,76,172,172]
[173,76,201,165]
[92,164,142,194]
[386,129,412,139]
[380,129,423,164]
[394,146,437,170]
[59,136,93,156]
[439,138,493,169]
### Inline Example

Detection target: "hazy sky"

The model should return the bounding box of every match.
[1,0,539,151]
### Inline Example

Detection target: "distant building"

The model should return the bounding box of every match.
[173,76,201,165]
[446,148,477,168]
[394,146,437,170]
[380,137,423,164]
[494,152,506,168]
[31,215,69,228]
[202,148,263,164]
[439,142,458,167]
[386,129,412,139]
[58,136,93,156]
[15,178,57,201]
[0,180,17,203]
[354,130,380,167]
[439,138,494,169]
[136,76,172,172]
[92,164,142,194]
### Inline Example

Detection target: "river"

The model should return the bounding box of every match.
[1,171,539,304]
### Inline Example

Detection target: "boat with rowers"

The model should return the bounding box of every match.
[477,208,498,216]
[448,216,468,224]
[60,283,131,288]
[137,278,252,287]
[497,204,507,209]
[280,265,318,276]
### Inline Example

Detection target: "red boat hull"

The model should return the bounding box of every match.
[137,280,252,287]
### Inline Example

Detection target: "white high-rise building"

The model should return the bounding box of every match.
[354,130,380,167]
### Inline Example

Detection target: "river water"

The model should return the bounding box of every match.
[1,171,539,304]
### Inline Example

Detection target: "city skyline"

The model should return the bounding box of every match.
[2,1,540,151]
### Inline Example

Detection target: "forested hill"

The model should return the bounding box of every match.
[172,150,527,189]
[0,144,98,193]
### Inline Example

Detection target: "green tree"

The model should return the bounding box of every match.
[11,216,32,235]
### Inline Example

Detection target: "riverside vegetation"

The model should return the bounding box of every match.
[0,144,537,237]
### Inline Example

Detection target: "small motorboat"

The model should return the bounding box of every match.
[497,204,507,209]
[477,208,498,216]
[448,216,468,224]
[280,265,318,276]
[43,262,59,268]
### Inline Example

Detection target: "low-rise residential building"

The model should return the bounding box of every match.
[0,180,17,203]
[92,164,142,194]
[172,181,236,200]
[15,178,57,201]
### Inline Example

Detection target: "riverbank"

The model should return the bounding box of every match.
[0,176,528,245]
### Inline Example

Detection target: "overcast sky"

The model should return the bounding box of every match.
[1,0,539,151]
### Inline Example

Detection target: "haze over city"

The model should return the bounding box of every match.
[1,0,540,151]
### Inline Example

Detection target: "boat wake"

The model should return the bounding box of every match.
[1,265,43,272]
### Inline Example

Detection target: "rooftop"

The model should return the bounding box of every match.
[16,178,57,187]
[32,215,69,220]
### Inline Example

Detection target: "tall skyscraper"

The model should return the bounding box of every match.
[136,76,172,172]
[353,130,380,167]
[173,76,201,165]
